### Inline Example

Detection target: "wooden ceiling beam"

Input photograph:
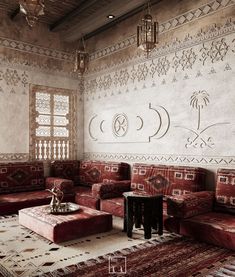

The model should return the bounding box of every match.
[83,0,162,40]
[50,0,98,32]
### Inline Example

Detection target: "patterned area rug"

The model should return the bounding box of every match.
[0,215,234,277]
[0,215,178,277]
[43,238,235,277]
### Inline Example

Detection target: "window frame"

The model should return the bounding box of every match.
[29,84,77,161]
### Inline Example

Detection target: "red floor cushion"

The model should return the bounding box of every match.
[19,205,112,243]
[74,186,100,210]
[100,197,124,217]
[180,212,235,250]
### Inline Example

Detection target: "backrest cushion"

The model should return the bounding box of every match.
[0,162,45,194]
[50,160,80,185]
[215,168,235,214]
[131,163,206,196]
[79,160,130,187]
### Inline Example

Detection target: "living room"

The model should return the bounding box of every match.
[0,0,234,276]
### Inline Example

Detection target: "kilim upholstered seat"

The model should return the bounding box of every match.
[19,205,112,243]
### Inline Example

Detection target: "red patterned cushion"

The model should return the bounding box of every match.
[0,162,45,194]
[79,160,130,187]
[167,191,214,218]
[215,168,235,214]
[131,163,206,196]
[50,160,80,185]
[92,180,131,199]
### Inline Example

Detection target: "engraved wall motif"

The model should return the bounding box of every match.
[84,1,235,169]
[0,8,86,162]
[84,152,235,166]
[84,28,235,102]
[175,91,230,149]
[89,0,235,62]
[0,153,29,162]
[87,104,170,144]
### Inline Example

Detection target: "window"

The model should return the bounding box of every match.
[29,85,77,161]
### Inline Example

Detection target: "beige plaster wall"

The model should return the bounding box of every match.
[84,0,235,189]
[0,11,83,162]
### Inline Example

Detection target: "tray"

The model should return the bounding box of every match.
[45,202,80,214]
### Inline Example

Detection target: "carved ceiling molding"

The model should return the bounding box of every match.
[86,19,235,78]
[89,0,235,62]
[84,152,235,166]
[0,153,29,162]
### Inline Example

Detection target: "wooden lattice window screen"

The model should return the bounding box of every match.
[29,85,77,161]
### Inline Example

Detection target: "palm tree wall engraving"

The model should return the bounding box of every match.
[175,90,230,148]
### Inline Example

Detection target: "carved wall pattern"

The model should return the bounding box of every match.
[0,153,29,162]
[88,104,170,143]
[84,22,235,101]
[0,53,75,78]
[0,67,29,95]
[87,19,235,77]
[175,91,230,149]
[84,2,235,169]
[0,37,72,62]
[84,152,235,166]
[89,0,235,62]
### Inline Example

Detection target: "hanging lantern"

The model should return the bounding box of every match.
[137,2,158,56]
[19,0,45,27]
[74,38,89,75]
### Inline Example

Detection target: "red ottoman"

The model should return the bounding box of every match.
[19,204,112,243]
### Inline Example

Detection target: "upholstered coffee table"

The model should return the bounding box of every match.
[19,204,112,243]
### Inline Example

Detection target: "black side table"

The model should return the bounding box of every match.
[123,191,163,239]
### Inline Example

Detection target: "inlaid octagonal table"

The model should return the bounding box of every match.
[123,191,163,239]
[19,204,112,243]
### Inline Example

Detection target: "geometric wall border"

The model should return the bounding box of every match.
[87,19,235,77]
[0,0,233,72]
[0,153,29,162]
[89,0,235,62]
[0,37,72,62]
[84,152,235,166]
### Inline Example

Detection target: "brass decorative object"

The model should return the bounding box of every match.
[137,1,159,56]
[19,0,45,27]
[74,37,89,75]
[46,183,64,213]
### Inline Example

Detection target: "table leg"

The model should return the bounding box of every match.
[143,201,152,239]
[123,197,127,232]
[158,197,163,236]
[127,198,134,238]
[135,202,142,228]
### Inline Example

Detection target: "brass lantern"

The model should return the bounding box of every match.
[137,2,158,56]
[74,38,89,75]
[19,0,45,27]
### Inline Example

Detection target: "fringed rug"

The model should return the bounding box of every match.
[0,215,178,277]
[42,238,235,277]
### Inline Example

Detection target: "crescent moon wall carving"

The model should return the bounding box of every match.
[87,103,170,143]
